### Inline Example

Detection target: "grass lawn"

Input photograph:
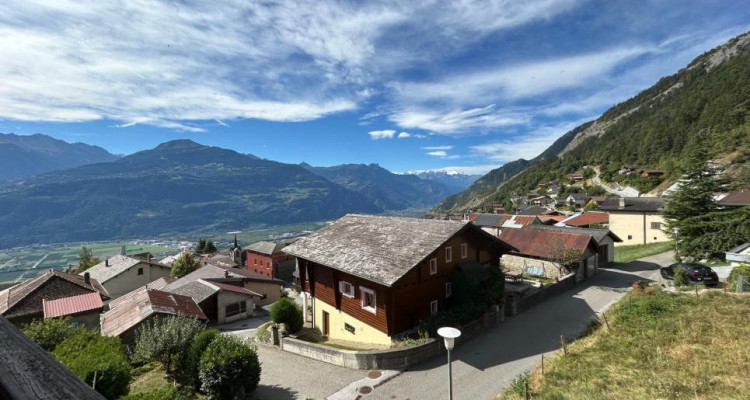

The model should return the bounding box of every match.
[126,363,206,400]
[498,288,750,400]
[614,241,674,263]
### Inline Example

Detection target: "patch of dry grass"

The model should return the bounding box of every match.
[498,288,750,400]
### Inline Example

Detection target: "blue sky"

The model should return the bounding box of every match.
[1,1,749,175]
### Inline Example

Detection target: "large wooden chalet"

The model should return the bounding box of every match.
[284,214,514,346]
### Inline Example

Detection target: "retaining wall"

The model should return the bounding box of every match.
[280,305,503,370]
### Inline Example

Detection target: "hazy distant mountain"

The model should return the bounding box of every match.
[0,133,119,180]
[411,171,481,193]
[0,140,379,248]
[434,31,750,213]
[302,163,450,210]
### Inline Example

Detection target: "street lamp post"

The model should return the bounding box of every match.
[437,327,461,400]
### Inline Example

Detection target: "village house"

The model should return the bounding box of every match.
[569,173,584,182]
[525,225,622,267]
[43,291,104,330]
[598,197,668,246]
[0,270,109,326]
[471,213,540,236]
[565,193,591,208]
[559,211,609,228]
[284,214,514,346]
[639,169,665,178]
[530,195,554,207]
[245,241,296,280]
[621,164,640,174]
[516,205,549,216]
[164,263,284,307]
[100,287,206,344]
[498,228,600,282]
[82,254,172,298]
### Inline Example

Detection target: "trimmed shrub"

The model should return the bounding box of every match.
[270,297,303,333]
[728,263,750,291]
[119,386,180,400]
[178,328,220,389]
[199,335,261,400]
[673,267,690,286]
[22,317,78,351]
[52,330,131,399]
[131,315,205,373]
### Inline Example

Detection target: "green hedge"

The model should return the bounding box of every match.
[728,263,750,291]
[178,328,220,390]
[199,335,261,400]
[22,317,78,351]
[270,297,303,333]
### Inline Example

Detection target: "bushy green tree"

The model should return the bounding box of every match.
[178,328,220,389]
[195,239,207,253]
[131,315,205,374]
[77,246,100,273]
[673,266,690,287]
[22,317,78,351]
[53,330,131,400]
[727,264,750,291]
[199,335,261,400]
[204,240,217,253]
[270,297,303,333]
[170,250,201,278]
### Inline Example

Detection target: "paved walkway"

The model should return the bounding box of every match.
[251,252,669,399]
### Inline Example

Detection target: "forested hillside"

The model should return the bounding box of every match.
[434,31,750,214]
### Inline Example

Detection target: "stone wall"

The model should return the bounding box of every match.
[502,254,567,280]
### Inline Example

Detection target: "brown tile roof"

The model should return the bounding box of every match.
[101,288,206,337]
[498,229,596,260]
[563,212,609,227]
[719,189,750,206]
[0,270,108,319]
[43,292,104,319]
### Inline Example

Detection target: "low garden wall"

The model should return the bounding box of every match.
[280,305,503,370]
[506,274,577,316]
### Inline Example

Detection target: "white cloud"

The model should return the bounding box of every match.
[368,129,396,139]
[427,150,447,157]
[390,104,529,134]
[407,165,501,175]
[397,131,411,138]
[471,118,592,162]
[421,146,453,150]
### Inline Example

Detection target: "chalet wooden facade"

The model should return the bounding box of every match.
[285,214,514,345]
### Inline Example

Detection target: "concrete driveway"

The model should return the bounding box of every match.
[367,253,665,400]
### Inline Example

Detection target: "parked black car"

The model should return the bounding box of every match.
[659,263,719,287]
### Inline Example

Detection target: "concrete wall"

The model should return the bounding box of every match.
[216,292,254,324]
[313,299,392,346]
[609,212,669,247]
[102,262,172,298]
[506,274,577,316]
[281,305,503,370]
[501,254,567,280]
[245,281,282,307]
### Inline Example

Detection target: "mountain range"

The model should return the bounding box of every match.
[0,133,119,180]
[434,31,750,213]
[0,139,477,248]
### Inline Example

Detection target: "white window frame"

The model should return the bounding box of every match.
[360,286,377,314]
[445,282,452,298]
[430,300,439,316]
[461,243,468,259]
[429,258,438,275]
[339,280,355,298]
[445,247,452,263]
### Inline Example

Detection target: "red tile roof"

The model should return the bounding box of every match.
[101,288,206,337]
[43,292,103,319]
[564,212,609,227]
[498,229,596,260]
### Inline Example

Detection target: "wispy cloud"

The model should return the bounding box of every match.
[427,150,447,157]
[407,165,501,175]
[368,129,396,139]
[397,131,411,138]
[390,104,529,134]
[421,145,453,150]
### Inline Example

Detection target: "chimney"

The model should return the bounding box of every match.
[224,270,230,278]
[105,259,109,267]
[84,272,90,285]
[618,197,625,209]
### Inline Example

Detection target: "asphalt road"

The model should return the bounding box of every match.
[368,253,667,400]
[252,252,670,399]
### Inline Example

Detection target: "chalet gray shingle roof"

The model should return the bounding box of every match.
[283,214,483,287]
[162,264,283,294]
[83,254,170,284]
[598,197,664,212]
[246,241,286,255]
